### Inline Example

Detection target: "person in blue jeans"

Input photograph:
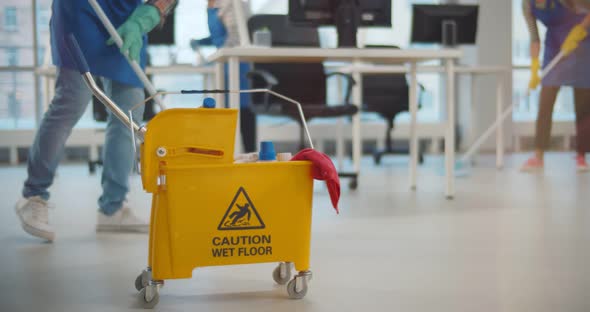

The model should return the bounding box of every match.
[15,0,177,242]
[191,0,257,152]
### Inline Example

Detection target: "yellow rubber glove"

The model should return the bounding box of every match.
[561,24,588,56]
[529,58,541,91]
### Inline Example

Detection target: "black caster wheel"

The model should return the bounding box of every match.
[88,162,96,175]
[373,154,382,165]
[349,178,358,190]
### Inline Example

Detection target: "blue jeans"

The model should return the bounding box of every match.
[223,62,251,108]
[23,67,144,215]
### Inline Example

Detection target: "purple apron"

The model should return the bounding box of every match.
[531,0,590,88]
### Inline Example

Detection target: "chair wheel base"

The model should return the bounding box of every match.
[372,149,424,165]
[338,172,358,190]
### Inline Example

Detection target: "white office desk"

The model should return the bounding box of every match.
[339,64,511,169]
[209,47,462,198]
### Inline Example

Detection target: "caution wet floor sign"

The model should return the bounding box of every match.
[218,187,265,230]
[213,187,271,257]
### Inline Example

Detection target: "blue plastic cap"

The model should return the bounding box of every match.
[203,97,216,108]
[259,141,276,161]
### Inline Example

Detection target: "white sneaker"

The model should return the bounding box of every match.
[15,196,55,242]
[96,205,149,233]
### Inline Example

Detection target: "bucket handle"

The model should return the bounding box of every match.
[131,89,315,150]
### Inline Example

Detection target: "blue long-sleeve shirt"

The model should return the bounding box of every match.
[51,0,176,87]
[195,8,228,48]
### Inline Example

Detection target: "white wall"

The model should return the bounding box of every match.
[449,0,513,152]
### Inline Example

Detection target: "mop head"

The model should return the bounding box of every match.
[436,159,472,177]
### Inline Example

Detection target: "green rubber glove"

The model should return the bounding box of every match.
[106,5,161,62]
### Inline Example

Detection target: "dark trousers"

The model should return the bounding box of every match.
[240,106,257,153]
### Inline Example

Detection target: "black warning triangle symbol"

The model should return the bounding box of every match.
[218,187,265,231]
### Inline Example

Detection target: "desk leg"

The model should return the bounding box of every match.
[409,62,418,190]
[336,77,345,170]
[215,62,225,107]
[228,56,242,154]
[9,146,18,165]
[352,63,362,179]
[337,118,345,170]
[205,72,213,90]
[469,75,477,164]
[49,77,55,105]
[44,76,50,112]
[445,59,456,199]
[496,77,504,169]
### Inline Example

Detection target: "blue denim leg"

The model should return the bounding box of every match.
[23,67,92,200]
[98,79,144,215]
[223,62,251,108]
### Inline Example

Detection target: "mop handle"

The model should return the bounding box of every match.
[460,51,567,162]
[459,106,514,163]
[88,0,166,111]
[525,50,567,97]
[540,50,565,79]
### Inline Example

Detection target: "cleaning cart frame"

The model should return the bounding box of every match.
[65,35,316,309]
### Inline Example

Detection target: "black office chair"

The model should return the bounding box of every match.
[362,45,424,165]
[246,14,360,189]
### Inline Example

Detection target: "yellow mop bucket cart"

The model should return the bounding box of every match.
[135,106,315,308]
[64,34,318,309]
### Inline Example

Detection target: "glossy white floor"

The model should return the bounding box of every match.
[1,153,590,312]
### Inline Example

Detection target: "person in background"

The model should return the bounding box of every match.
[191,0,257,153]
[15,0,177,242]
[521,0,590,172]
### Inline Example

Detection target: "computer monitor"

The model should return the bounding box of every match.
[411,5,478,47]
[288,0,392,47]
[148,12,175,45]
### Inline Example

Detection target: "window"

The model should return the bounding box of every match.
[38,7,50,31]
[4,7,18,32]
[6,48,18,66]
[0,72,35,129]
[0,2,52,130]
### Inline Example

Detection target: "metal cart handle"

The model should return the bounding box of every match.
[132,89,315,149]
[181,89,314,150]
[64,34,314,149]
[63,34,146,140]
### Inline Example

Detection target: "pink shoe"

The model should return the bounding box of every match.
[576,155,589,172]
[521,157,544,172]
